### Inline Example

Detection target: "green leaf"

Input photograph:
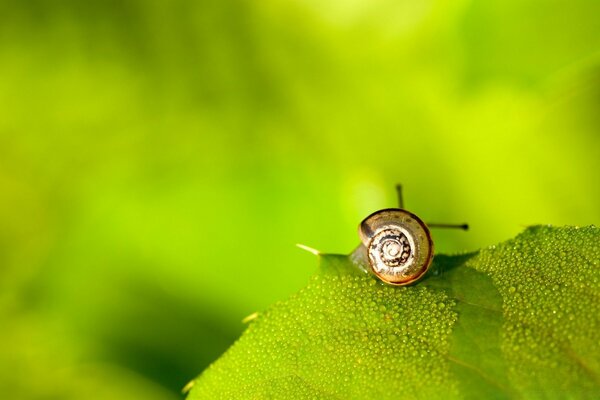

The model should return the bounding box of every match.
[187,226,599,399]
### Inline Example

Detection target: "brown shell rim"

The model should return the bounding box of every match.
[362,208,434,286]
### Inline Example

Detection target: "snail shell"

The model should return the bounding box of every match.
[359,208,433,285]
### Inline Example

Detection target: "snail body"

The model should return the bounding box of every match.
[359,208,433,286]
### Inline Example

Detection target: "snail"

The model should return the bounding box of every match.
[357,185,468,286]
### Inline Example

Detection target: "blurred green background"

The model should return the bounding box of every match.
[0,0,598,398]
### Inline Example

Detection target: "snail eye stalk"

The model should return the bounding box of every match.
[395,184,404,209]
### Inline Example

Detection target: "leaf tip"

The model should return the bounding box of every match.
[242,311,259,324]
[182,379,195,394]
[296,243,321,256]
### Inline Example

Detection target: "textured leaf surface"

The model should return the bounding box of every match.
[187,226,599,399]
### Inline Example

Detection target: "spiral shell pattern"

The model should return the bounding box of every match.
[369,229,411,268]
[359,209,433,285]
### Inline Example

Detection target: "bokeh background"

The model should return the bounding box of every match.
[0,0,598,399]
